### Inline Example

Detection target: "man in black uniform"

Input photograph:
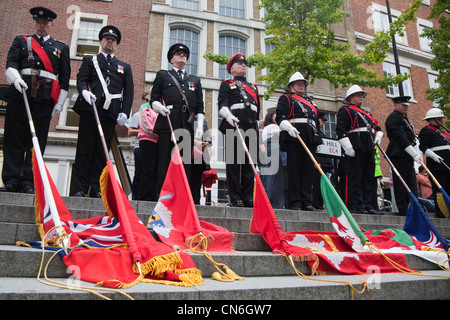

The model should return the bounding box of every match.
[72,26,134,198]
[276,72,321,211]
[1,7,70,193]
[385,96,419,216]
[218,53,260,207]
[151,43,204,197]
[336,85,383,215]
[419,108,450,218]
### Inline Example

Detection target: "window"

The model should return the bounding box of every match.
[70,12,107,59]
[57,83,80,130]
[428,73,440,106]
[372,7,408,46]
[172,0,199,11]
[218,35,246,79]
[170,28,199,75]
[321,113,337,139]
[417,19,433,52]
[219,0,245,19]
[383,62,413,98]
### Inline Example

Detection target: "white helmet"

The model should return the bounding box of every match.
[287,72,309,87]
[343,85,367,104]
[423,107,445,120]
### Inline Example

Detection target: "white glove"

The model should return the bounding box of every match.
[82,89,96,104]
[51,89,68,116]
[219,107,239,126]
[152,101,170,117]
[425,148,444,163]
[404,145,419,163]
[373,131,383,145]
[5,67,28,92]
[339,137,356,157]
[116,112,127,126]
[194,113,205,140]
[279,120,299,138]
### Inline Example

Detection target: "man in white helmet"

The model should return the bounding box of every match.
[336,85,382,215]
[385,96,419,216]
[418,107,450,218]
[275,71,322,211]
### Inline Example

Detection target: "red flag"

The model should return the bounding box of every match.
[148,146,235,252]
[33,152,203,288]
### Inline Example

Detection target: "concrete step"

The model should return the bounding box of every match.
[0,271,448,300]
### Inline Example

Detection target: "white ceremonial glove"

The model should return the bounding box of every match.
[279,120,299,138]
[404,145,420,163]
[5,67,28,92]
[219,107,239,126]
[339,137,356,157]
[425,149,444,163]
[152,101,170,117]
[373,131,383,145]
[194,113,205,140]
[82,89,96,104]
[116,112,127,126]
[51,89,68,117]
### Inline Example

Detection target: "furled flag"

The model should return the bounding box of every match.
[31,152,203,288]
[403,191,450,251]
[147,145,235,252]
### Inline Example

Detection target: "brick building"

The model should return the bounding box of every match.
[0,0,443,204]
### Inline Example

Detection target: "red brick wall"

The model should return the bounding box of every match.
[0,0,151,136]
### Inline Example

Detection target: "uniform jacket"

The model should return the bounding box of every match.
[73,53,134,120]
[419,124,450,172]
[385,110,416,158]
[275,93,322,146]
[218,76,260,133]
[6,34,70,104]
[336,104,381,153]
[151,69,204,134]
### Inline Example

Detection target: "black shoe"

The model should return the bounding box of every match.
[0,184,18,193]
[91,191,102,198]
[73,191,86,197]
[230,200,244,207]
[367,208,383,215]
[20,185,34,194]
[243,200,253,208]
[302,205,318,212]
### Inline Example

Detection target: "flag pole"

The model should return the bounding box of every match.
[21,89,69,254]
[86,85,142,276]
[295,133,325,176]
[376,142,412,193]
[232,121,258,176]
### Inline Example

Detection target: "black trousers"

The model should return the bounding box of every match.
[138,139,159,201]
[2,90,52,189]
[339,149,377,211]
[430,168,450,218]
[391,156,417,215]
[72,111,116,195]
[284,139,315,209]
[155,131,193,198]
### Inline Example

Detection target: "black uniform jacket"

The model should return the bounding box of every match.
[73,53,134,121]
[151,69,204,134]
[385,110,416,158]
[218,76,260,134]
[419,124,450,172]
[275,93,322,146]
[336,104,381,153]
[6,34,70,104]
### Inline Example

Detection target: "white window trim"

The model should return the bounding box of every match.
[371,2,408,46]
[56,80,79,131]
[69,11,108,60]
[416,18,433,52]
[383,60,415,101]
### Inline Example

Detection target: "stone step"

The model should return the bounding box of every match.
[0,244,444,280]
[0,271,448,301]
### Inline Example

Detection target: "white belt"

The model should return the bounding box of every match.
[92,56,122,110]
[230,103,257,113]
[347,127,369,134]
[289,118,315,124]
[21,68,57,81]
[430,145,450,152]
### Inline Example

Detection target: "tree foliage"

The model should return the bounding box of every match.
[204,0,422,99]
